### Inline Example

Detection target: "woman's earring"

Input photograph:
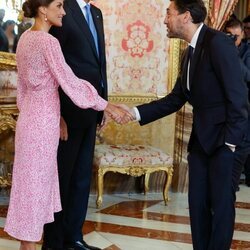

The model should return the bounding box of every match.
[45,14,48,22]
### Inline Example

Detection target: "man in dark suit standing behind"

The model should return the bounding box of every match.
[42,0,106,249]
[120,0,248,249]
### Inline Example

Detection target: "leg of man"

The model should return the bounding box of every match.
[244,155,250,186]
[63,124,97,245]
[208,145,238,250]
[188,141,212,250]
[234,141,250,189]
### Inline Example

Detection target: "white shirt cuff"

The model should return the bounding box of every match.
[225,142,236,148]
[133,107,141,121]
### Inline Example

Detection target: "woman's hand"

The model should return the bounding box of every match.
[104,103,135,124]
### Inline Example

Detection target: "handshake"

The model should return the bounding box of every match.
[104,103,137,124]
[60,103,137,141]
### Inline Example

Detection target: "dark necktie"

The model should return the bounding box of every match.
[187,45,194,90]
[85,4,99,57]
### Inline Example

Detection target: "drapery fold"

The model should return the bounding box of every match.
[208,0,239,30]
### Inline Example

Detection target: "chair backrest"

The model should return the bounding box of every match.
[96,95,157,146]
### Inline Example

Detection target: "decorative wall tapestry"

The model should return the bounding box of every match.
[93,0,169,96]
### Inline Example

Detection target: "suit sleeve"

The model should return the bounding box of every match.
[137,77,187,125]
[240,48,250,82]
[210,34,248,145]
[44,36,107,111]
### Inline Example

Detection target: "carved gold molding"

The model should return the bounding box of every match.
[96,164,173,208]
[0,105,18,134]
[167,39,182,92]
[0,52,17,71]
[108,94,158,104]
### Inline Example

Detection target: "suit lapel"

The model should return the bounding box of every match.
[179,46,190,96]
[189,25,208,89]
[68,0,99,60]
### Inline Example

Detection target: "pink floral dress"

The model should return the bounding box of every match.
[4,30,107,241]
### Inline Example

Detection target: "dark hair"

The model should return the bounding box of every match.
[2,20,16,31]
[170,0,207,24]
[243,15,250,24]
[22,0,54,18]
[224,18,243,30]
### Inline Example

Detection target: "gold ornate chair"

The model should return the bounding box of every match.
[93,95,174,208]
[93,144,173,208]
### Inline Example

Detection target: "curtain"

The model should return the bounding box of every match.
[208,0,239,30]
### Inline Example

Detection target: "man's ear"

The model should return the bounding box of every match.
[183,11,192,24]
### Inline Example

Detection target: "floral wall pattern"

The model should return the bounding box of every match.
[93,0,169,96]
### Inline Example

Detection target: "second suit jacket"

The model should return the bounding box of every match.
[137,25,248,155]
[50,0,108,128]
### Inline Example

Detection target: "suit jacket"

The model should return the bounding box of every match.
[137,25,248,155]
[239,40,250,83]
[50,0,108,128]
[238,40,250,142]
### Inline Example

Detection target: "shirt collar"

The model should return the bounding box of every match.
[76,0,89,10]
[190,23,204,49]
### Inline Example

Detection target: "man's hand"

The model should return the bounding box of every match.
[104,103,135,124]
[115,104,136,124]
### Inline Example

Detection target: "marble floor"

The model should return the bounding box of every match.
[0,184,249,250]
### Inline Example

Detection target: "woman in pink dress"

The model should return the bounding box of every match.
[3,0,131,249]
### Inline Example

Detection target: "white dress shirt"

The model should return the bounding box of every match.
[76,0,88,19]
[187,23,203,90]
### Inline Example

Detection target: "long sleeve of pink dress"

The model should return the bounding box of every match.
[4,30,107,241]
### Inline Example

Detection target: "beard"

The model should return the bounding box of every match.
[166,24,184,40]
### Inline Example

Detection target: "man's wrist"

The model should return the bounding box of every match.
[133,107,141,121]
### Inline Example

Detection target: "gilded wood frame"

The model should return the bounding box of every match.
[0,52,16,71]
[0,51,17,135]
[0,52,17,188]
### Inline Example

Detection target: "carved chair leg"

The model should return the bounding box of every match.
[163,168,173,205]
[144,173,150,195]
[96,167,104,209]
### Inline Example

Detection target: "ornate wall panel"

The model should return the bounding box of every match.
[94,0,169,96]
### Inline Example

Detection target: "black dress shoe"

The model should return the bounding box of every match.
[73,240,102,250]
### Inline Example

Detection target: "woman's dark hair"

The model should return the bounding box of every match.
[171,0,207,24]
[22,0,54,18]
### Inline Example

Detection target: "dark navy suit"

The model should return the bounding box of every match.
[137,25,248,250]
[43,0,107,247]
[237,41,250,186]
